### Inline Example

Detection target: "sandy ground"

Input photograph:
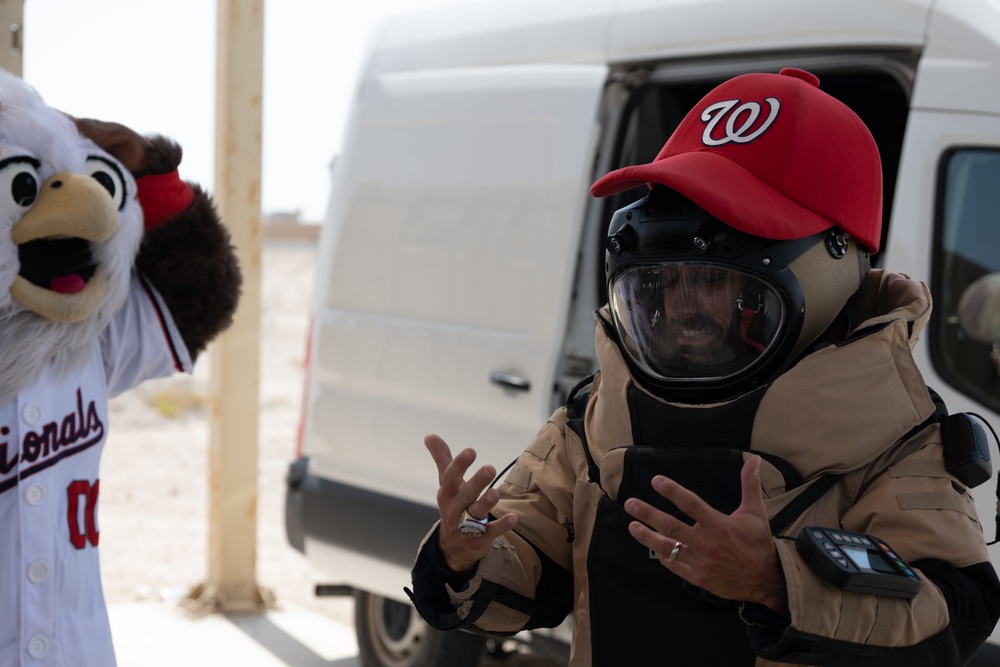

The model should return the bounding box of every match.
[99,239,354,626]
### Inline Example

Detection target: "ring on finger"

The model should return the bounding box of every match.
[458,510,488,537]
[668,540,684,563]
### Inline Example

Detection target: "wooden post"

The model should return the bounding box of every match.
[0,0,23,76]
[188,0,268,612]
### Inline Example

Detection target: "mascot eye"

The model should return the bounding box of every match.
[85,156,127,210]
[12,171,37,206]
[0,157,39,215]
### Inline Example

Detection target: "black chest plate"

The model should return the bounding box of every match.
[582,384,782,665]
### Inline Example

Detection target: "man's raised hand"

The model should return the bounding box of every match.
[424,433,518,575]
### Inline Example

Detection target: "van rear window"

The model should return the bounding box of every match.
[931,148,1000,413]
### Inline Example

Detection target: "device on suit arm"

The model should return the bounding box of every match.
[796,526,923,599]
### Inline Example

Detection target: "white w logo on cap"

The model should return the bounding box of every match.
[700,97,781,146]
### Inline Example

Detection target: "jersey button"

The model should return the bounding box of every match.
[22,403,43,426]
[26,635,48,659]
[24,484,45,506]
[27,561,49,583]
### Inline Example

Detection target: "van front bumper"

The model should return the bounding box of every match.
[284,456,440,567]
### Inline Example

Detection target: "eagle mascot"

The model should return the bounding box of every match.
[0,70,241,665]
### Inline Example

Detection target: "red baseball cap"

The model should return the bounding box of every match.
[590,68,883,252]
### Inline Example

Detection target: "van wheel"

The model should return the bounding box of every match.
[354,591,485,667]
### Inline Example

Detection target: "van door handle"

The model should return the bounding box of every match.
[490,371,531,392]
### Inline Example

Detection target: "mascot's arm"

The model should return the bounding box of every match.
[75,119,242,361]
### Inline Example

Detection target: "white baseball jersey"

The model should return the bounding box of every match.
[0,275,192,667]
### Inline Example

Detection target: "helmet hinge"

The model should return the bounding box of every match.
[825,230,850,259]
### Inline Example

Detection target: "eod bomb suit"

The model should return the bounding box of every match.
[409,69,1000,665]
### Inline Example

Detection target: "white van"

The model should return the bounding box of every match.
[285,1,1000,665]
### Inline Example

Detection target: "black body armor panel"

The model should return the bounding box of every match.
[568,382,802,666]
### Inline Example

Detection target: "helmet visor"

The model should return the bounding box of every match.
[608,263,786,383]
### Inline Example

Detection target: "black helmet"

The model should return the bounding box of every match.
[605,187,869,403]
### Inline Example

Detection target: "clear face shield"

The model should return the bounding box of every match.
[608,263,787,384]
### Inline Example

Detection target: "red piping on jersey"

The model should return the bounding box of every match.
[138,275,184,372]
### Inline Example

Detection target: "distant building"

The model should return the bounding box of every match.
[263,211,320,241]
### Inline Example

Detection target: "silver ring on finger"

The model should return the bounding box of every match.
[668,540,684,563]
[458,510,488,537]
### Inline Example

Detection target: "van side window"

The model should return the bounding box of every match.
[931,149,1000,412]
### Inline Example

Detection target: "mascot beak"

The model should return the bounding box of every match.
[9,171,117,323]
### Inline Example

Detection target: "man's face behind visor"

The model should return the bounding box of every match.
[609,263,786,383]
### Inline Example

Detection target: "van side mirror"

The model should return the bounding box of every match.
[958,272,1000,343]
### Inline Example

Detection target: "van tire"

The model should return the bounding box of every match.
[354,591,485,667]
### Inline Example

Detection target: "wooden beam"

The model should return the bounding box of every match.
[189,0,268,613]
[0,0,23,76]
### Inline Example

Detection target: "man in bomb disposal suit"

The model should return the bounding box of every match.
[408,68,1000,665]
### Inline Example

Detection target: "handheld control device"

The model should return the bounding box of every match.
[796,526,922,599]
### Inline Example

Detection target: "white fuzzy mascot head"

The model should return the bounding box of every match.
[0,71,144,404]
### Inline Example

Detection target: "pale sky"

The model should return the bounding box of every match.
[21,0,478,223]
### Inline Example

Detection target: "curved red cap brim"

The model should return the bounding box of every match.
[590,151,860,249]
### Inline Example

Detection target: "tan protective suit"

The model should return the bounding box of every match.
[412,270,999,665]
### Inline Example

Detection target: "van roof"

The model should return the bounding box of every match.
[369,0,933,76]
